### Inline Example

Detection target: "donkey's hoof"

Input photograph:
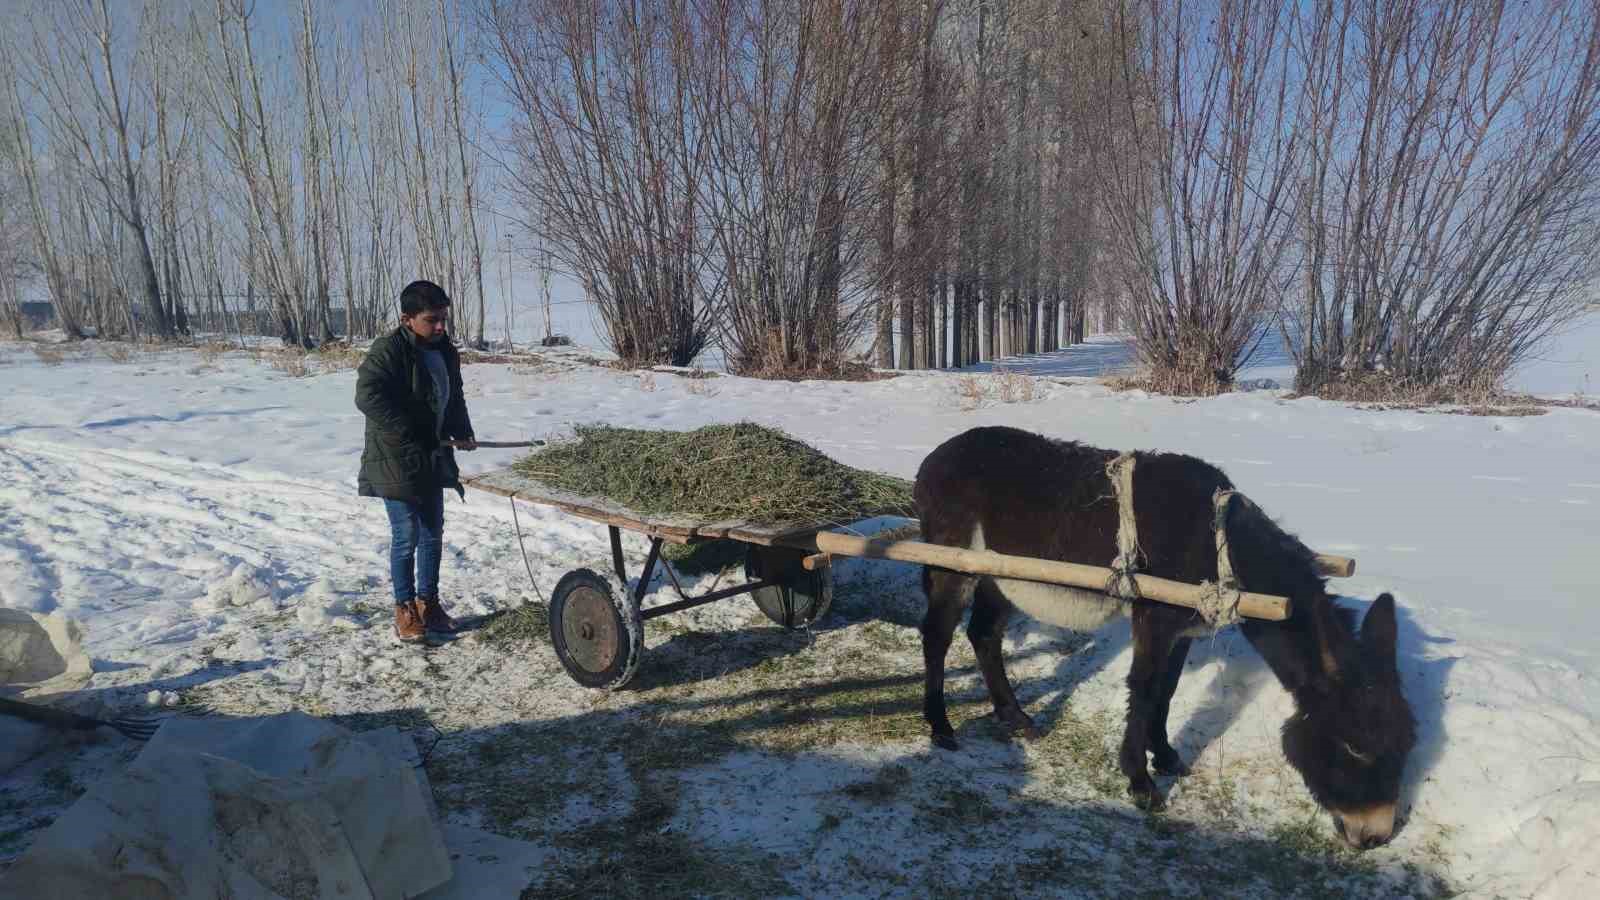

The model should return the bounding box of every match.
[995,711,1041,740]
[1129,785,1166,812]
[932,732,960,751]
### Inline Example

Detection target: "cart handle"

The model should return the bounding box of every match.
[446,439,546,449]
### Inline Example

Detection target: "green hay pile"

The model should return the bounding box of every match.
[510,422,914,525]
[476,603,551,647]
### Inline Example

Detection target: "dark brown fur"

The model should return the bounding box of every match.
[913,426,1416,846]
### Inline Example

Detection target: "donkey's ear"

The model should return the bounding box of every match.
[1314,600,1347,681]
[1361,593,1400,676]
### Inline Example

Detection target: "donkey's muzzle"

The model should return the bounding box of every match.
[1333,804,1397,849]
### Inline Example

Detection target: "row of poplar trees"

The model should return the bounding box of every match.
[489,0,1121,377]
[7,1,1597,394]
[492,0,1600,392]
[0,0,492,349]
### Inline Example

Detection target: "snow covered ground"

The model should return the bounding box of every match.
[1,321,1597,897]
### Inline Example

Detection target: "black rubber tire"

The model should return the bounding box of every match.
[548,568,642,689]
[745,546,833,629]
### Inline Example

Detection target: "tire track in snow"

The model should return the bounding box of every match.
[0,441,394,659]
[0,438,627,669]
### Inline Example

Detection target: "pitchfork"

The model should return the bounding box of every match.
[1,695,165,741]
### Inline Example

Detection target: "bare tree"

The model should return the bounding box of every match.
[0,110,33,338]
[1094,0,1303,392]
[381,0,483,344]
[487,0,714,366]
[901,0,954,371]
[960,0,995,364]
[142,1,199,337]
[870,1,905,368]
[1,46,81,338]
[697,0,891,376]
[1292,0,1600,396]
[13,0,173,338]
[352,16,407,337]
[848,0,1118,371]
[1042,0,1110,349]
[297,0,336,344]
[437,0,489,348]
[317,14,363,340]
[198,0,314,345]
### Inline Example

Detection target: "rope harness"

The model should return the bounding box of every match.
[1105,452,1143,603]
[1198,489,1244,629]
[1104,453,1244,630]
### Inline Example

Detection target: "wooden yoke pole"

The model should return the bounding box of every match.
[800,532,1292,621]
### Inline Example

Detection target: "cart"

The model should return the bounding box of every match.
[465,468,1353,690]
[466,468,838,690]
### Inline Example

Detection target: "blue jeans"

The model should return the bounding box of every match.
[384,489,444,604]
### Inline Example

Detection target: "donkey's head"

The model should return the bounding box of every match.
[1281,593,1416,849]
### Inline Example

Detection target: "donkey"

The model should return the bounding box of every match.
[913,426,1416,849]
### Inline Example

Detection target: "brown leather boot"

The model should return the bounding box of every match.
[394,601,427,643]
[418,595,458,634]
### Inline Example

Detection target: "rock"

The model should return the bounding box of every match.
[0,608,93,699]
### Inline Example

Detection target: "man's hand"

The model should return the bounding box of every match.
[453,437,478,452]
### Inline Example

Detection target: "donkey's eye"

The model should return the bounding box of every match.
[1341,741,1375,764]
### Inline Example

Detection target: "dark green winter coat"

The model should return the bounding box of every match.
[355,326,475,501]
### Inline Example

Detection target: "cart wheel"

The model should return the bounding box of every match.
[549,568,642,690]
[745,547,833,629]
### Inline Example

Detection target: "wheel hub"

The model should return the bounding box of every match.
[561,586,619,673]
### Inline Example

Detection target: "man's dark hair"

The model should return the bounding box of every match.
[400,280,452,317]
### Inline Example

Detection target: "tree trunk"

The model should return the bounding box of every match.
[875,3,900,370]
[938,274,948,368]
[899,293,916,369]
[89,0,170,338]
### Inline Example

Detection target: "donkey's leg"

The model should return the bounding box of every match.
[1120,607,1183,809]
[921,566,977,751]
[968,578,1039,739]
[1147,636,1193,777]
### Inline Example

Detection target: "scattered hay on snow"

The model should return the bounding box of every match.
[510,422,914,525]
[477,602,551,648]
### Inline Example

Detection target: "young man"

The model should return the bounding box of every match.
[355,280,477,642]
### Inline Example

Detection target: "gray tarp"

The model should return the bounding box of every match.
[0,712,454,900]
